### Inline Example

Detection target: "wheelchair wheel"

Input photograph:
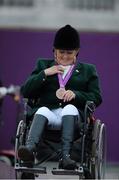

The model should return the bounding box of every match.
[15,119,30,163]
[91,119,106,179]
[15,120,35,179]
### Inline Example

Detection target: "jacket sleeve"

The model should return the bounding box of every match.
[73,65,102,108]
[21,60,48,98]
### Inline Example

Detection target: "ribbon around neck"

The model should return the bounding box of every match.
[58,64,75,88]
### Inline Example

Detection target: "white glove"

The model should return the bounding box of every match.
[0,87,7,98]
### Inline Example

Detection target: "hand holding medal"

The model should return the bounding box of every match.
[56,88,76,101]
[56,87,66,99]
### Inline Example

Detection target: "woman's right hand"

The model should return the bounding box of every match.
[44,65,64,76]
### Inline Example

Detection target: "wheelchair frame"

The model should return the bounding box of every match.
[14,100,106,179]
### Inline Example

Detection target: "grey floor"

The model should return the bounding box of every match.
[35,162,119,179]
[0,161,119,179]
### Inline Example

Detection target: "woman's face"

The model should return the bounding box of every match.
[54,49,79,66]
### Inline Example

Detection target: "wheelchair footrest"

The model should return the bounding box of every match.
[52,167,84,176]
[15,165,47,174]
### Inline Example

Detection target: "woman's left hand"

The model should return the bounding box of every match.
[63,90,76,102]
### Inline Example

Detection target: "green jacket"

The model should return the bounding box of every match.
[21,59,102,115]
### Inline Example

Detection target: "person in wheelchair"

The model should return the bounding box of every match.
[18,24,102,170]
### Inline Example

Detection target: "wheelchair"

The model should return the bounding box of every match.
[14,99,106,179]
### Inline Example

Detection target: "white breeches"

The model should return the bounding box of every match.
[35,104,79,129]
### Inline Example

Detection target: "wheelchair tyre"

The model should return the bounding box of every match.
[0,155,12,166]
[15,120,24,165]
[91,119,106,179]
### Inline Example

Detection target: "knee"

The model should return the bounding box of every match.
[61,104,79,116]
[35,107,50,119]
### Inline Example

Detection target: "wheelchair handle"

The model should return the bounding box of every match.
[23,98,28,115]
[85,101,95,113]
[84,101,95,125]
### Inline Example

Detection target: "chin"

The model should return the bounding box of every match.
[60,62,71,66]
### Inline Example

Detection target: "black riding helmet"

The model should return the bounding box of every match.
[53,24,80,50]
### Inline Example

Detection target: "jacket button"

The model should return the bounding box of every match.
[76,69,79,73]
[59,103,62,106]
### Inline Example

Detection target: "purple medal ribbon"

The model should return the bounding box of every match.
[58,64,75,88]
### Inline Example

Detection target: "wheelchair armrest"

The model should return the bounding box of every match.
[83,101,95,125]
[85,101,95,113]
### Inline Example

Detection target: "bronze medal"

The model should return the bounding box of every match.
[56,88,65,99]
